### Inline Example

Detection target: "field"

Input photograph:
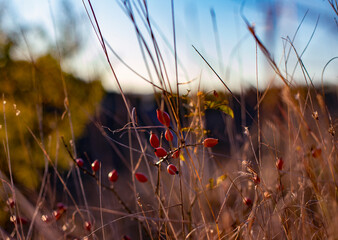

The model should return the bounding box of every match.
[0,1,337,239]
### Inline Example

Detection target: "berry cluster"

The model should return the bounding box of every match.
[150,109,219,176]
[151,109,180,175]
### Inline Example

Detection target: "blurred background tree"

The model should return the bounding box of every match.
[0,1,104,226]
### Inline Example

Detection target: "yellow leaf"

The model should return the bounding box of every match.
[207,178,215,189]
[216,174,227,185]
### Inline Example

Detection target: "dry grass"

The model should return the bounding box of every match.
[0,0,337,239]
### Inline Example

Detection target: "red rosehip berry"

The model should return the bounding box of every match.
[135,172,148,183]
[53,210,62,220]
[172,149,180,159]
[6,197,15,208]
[41,214,51,223]
[84,221,92,231]
[276,157,284,171]
[91,160,100,172]
[154,147,167,158]
[165,129,174,142]
[76,158,84,167]
[108,169,119,182]
[253,174,260,184]
[123,236,131,240]
[276,183,284,191]
[312,148,322,158]
[149,132,160,148]
[243,197,252,206]
[203,138,218,147]
[167,164,178,175]
[156,109,170,127]
[10,216,28,225]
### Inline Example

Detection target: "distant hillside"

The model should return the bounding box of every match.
[76,85,338,173]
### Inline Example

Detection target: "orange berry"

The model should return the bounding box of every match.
[156,109,170,127]
[108,169,119,182]
[149,132,160,148]
[154,147,167,158]
[203,138,218,147]
[135,172,148,183]
[167,164,178,175]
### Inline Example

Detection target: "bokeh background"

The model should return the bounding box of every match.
[0,0,337,237]
[3,0,337,93]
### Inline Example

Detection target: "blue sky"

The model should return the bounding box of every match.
[4,0,338,93]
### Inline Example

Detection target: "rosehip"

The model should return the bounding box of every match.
[276,157,284,171]
[312,148,322,158]
[76,158,84,167]
[203,138,218,147]
[165,129,174,142]
[167,164,178,175]
[123,236,131,240]
[108,169,119,182]
[264,191,271,198]
[41,214,51,223]
[154,147,167,158]
[135,172,148,183]
[53,210,62,220]
[84,221,92,231]
[253,174,260,184]
[10,216,28,225]
[243,197,252,206]
[172,149,180,159]
[149,132,160,148]
[91,160,100,172]
[156,109,170,127]
[6,197,15,208]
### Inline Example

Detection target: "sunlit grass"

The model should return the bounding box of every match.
[0,0,337,239]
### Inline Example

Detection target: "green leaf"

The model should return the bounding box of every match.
[217,105,234,118]
[204,100,234,118]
